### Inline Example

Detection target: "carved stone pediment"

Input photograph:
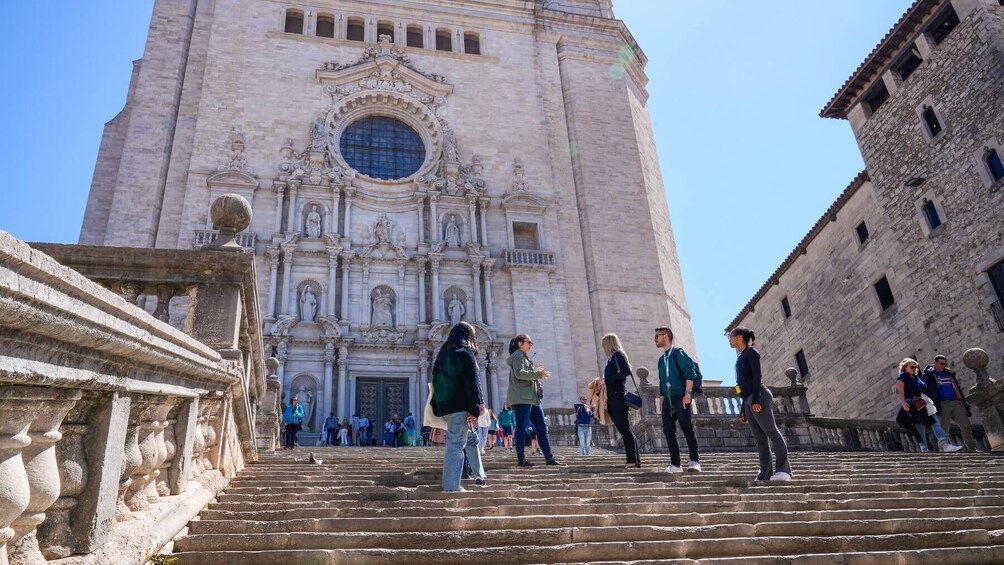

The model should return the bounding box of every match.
[318,317,342,338]
[427,321,495,343]
[360,327,406,344]
[269,315,297,336]
[501,192,549,214]
[317,42,454,102]
[207,170,258,188]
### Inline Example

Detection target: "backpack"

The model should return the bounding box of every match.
[672,349,704,397]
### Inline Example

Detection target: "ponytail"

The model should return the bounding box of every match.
[509,334,530,355]
[731,326,756,346]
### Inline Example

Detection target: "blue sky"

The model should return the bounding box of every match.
[0,1,913,385]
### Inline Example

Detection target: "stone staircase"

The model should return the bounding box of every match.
[166,447,1004,564]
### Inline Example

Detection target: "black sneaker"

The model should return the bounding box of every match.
[475,477,487,487]
[545,458,566,467]
[517,460,534,467]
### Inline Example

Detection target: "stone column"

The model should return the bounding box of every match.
[337,346,349,418]
[478,197,490,247]
[429,193,440,241]
[343,188,355,239]
[276,341,289,398]
[396,262,406,328]
[416,257,427,324]
[340,253,354,325]
[285,181,299,234]
[416,194,426,243]
[418,349,430,414]
[323,341,335,423]
[488,349,500,410]
[266,246,280,319]
[467,196,479,245]
[482,260,495,327]
[326,250,339,317]
[478,355,489,407]
[280,245,295,317]
[272,182,285,233]
[362,260,372,327]
[430,255,442,322]
[330,187,341,237]
[471,262,483,323]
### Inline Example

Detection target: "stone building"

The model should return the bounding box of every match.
[78,0,694,431]
[729,0,1004,420]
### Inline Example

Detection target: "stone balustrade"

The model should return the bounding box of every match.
[192,229,257,250]
[502,248,556,269]
[1,223,276,565]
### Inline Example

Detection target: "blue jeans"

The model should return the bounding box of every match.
[577,425,592,455]
[477,427,489,451]
[916,414,950,446]
[512,404,553,463]
[360,430,369,446]
[442,412,485,491]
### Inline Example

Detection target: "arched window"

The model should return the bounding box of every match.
[436,29,452,52]
[985,148,1004,182]
[316,14,335,38]
[377,21,395,42]
[284,9,304,34]
[347,17,365,42]
[463,32,481,55]
[922,199,942,230]
[922,106,942,137]
[406,25,424,48]
[339,116,427,180]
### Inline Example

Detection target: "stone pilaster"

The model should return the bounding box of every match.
[284,181,299,234]
[416,193,426,243]
[416,257,428,324]
[343,187,355,238]
[323,341,335,423]
[337,346,349,418]
[467,196,479,245]
[482,259,495,327]
[430,254,442,322]
[280,244,295,317]
[429,193,439,241]
[326,250,339,318]
[471,262,483,324]
[340,253,354,326]
[265,246,280,319]
[478,197,490,247]
[272,182,285,234]
[330,186,341,237]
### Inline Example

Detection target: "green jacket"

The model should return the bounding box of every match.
[657,347,697,398]
[506,349,543,406]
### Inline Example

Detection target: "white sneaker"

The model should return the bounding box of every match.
[664,464,684,474]
[941,442,963,453]
[687,461,702,473]
[769,472,792,481]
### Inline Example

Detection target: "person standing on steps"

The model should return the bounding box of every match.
[729,327,792,481]
[323,412,337,446]
[654,327,701,474]
[506,334,565,467]
[602,333,641,469]
[338,417,350,446]
[357,414,370,447]
[921,355,976,452]
[895,358,962,453]
[575,396,594,456]
[487,409,499,450]
[498,403,514,451]
[282,395,305,449]
[431,322,487,491]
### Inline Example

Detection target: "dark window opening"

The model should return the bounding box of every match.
[855,221,870,244]
[863,82,889,114]
[436,29,452,51]
[347,18,365,41]
[928,6,960,45]
[922,106,943,137]
[874,276,896,311]
[407,26,423,48]
[795,350,809,378]
[512,222,540,250]
[339,117,426,180]
[781,297,792,319]
[316,15,335,38]
[990,261,1004,304]
[464,33,481,55]
[922,199,942,230]
[377,22,395,42]
[986,149,1004,182]
[284,10,304,34]
[893,49,923,81]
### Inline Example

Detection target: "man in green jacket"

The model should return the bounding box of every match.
[655,327,701,473]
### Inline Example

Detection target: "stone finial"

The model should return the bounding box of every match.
[785,367,799,386]
[265,357,280,379]
[963,348,991,386]
[636,366,650,386]
[205,194,252,252]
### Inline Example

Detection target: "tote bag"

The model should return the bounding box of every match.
[424,383,448,430]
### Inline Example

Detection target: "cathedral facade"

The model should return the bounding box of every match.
[80,0,693,432]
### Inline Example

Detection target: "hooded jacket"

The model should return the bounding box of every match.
[506,349,543,406]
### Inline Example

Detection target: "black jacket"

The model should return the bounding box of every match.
[920,366,971,415]
[735,346,763,405]
[431,346,483,417]
[603,350,631,395]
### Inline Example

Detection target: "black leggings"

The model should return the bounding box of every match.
[607,392,640,465]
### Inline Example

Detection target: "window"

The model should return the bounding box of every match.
[781,296,792,319]
[922,199,942,230]
[339,117,426,180]
[436,29,452,51]
[347,18,365,42]
[377,21,395,42]
[990,261,1004,304]
[316,14,335,38]
[795,350,809,378]
[284,10,304,34]
[863,82,889,114]
[512,222,540,250]
[922,106,943,137]
[407,25,424,48]
[855,221,869,244]
[464,32,481,55]
[986,149,1004,182]
[928,6,960,45]
[893,49,923,81]
[874,276,896,311]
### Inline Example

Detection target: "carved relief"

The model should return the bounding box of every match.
[371,287,396,328]
[511,158,530,194]
[218,129,254,176]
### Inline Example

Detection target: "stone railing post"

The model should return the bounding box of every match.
[0,388,42,565]
[964,348,1004,451]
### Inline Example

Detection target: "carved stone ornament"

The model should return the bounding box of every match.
[510,158,530,194]
[417,126,486,196]
[269,315,297,336]
[360,214,408,260]
[218,129,254,175]
[360,327,406,344]
[318,317,342,338]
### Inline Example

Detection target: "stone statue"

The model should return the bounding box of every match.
[310,119,328,150]
[372,289,395,327]
[300,286,318,322]
[445,215,461,247]
[374,218,389,244]
[448,294,465,327]
[443,129,459,163]
[296,385,315,432]
[305,205,322,238]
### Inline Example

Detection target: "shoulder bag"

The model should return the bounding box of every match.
[615,352,643,410]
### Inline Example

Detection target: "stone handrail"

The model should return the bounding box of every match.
[502,248,556,269]
[1,226,278,565]
[192,229,257,251]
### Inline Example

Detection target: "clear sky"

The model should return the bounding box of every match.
[0,0,913,385]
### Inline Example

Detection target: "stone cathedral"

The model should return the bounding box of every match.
[79,0,693,433]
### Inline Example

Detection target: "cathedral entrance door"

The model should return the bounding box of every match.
[356,378,409,430]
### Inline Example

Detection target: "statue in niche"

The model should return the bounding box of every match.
[372,289,395,327]
[445,215,461,248]
[310,118,328,150]
[305,205,322,238]
[448,293,465,327]
[295,384,315,432]
[374,219,389,244]
[300,286,318,322]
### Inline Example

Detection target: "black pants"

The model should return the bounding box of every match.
[662,395,699,467]
[326,427,337,445]
[284,423,301,448]
[607,392,640,465]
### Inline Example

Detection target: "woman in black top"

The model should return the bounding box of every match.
[730,327,791,481]
[601,333,640,468]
